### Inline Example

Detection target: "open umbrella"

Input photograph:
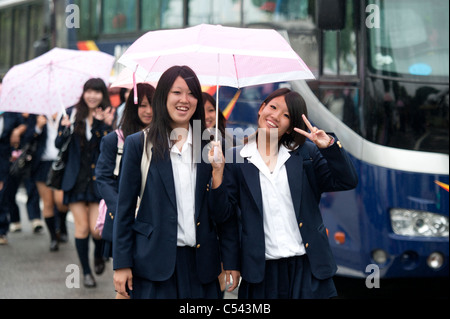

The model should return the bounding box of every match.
[116,24,314,141]
[0,48,115,116]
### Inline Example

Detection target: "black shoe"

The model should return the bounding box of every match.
[49,240,59,252]
[57,232,68,243]
[83,274,96,288]
[94,257,105,275]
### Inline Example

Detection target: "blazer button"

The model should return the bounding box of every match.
[197,222,200,227]
[305,243,309,248]
[299,222,303,228]
[92,176,97,181]
[337,141,342,148]
[91,163,96,169]
[196,244,201,249]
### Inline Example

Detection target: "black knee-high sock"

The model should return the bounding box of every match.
[44,216,58,241]
[56,207,68,235]
[75,237,91,275]
[93,238,103,259]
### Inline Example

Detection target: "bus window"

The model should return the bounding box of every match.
[102,0,138,34]
[244,0,310,24]
[322,0,357,76]
[365,0,449,155]
[188,0,241,26]
[0,8,13,72]
[76,0,100,40]
[28,4,45,60]
[142,0,184,30]
[367,0,449,78]
[240,0,318,78]
[13,6,28,66]
[141,0,184,30]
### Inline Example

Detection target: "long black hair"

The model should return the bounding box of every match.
[147,65,205,160]
[118,83,155,140]
[73,78,110,137]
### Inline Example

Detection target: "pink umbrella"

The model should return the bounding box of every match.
[0,47,115,116]
[117,24,314,141]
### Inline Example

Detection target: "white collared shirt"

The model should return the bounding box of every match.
[170,125,197,247]
[241,140,305,260]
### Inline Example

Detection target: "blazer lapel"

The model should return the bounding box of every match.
[155,151,177,210]
[285,148,303,220]
[241,161,264,217]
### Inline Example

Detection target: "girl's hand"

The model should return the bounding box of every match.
[294,114,333,149]
[208,140,224,170]
[36,115,47,130]
[113,268,133,298]
[60,114,71,127]
[208,140,224,189]
[94,106,115,126]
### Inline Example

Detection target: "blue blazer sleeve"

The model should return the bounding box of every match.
[112,132,143,270]
[95,131,120,242]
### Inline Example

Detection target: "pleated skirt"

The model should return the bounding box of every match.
[130,246,222,299]
[238,255,337,299]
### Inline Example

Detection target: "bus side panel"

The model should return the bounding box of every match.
[322,156,449,278]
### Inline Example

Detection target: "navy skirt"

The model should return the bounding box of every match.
[130,246,222,299]
[34,160,52,182]
[238,255,337,299]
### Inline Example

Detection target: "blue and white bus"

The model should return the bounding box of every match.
[1,0,448,278]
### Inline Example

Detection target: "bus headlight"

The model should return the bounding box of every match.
[390,209,449,237]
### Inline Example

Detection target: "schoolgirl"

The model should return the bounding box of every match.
[210,88,358,299]
[95,83,155,259]
[24,112,69,251]
[113,65,240,299]
[56,78,113,288]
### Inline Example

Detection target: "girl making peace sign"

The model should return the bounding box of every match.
[209,88,358,299]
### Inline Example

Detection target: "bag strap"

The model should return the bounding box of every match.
[137,128,152,208]
[113,129,124,177]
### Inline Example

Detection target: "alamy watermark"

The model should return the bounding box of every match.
[365,4,380,29]
[365,264,381,289]
[66,4,80,29]
[65,264,80,288]
[66,4,381,30]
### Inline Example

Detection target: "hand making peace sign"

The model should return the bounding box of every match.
[294,114,334,149]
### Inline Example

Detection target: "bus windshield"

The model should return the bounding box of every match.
[367,0,449,78]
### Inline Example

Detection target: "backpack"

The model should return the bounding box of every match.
[95,130,124,236]
[95,129,152,236]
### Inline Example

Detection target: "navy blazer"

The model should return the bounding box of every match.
[0,113,24,182]
[95,130,121,242]
[21,114,49,175]
[210,137,358,283]
[113,131,240,284]
[54,108,112,192]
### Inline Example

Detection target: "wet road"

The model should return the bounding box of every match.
[1,187,447,300]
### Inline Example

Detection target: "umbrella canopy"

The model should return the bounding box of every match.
[0,48,115,116]
[117,24,314,144]
[117,24,314,89]
[110,67,156,89]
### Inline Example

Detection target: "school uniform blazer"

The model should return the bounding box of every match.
[22,114,48,175]
[0,113,24,182]
[54,108,112,192]
[113,131,240,284]
[95,131,121,242]
[210,136,358,283]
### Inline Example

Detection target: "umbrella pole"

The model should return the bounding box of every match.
[213,54,221,162]
[57,90,67,116]
[215,84,220,143]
